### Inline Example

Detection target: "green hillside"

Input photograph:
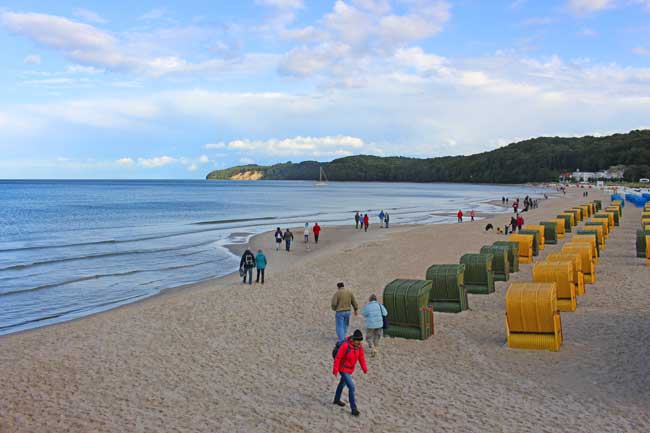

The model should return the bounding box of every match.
[206,130,650,183]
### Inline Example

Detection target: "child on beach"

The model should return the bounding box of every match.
[361,294,387,357]
[255,249,267,284]
[333,329,367,417]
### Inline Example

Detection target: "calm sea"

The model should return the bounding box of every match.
[0,180,549,335]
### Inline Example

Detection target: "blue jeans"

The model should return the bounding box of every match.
[335,311,351,342]
[243,267,253,284]
[335,372,356,411]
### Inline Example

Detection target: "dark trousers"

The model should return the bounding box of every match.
[314,234,319,243]
[285,240,291,251]
[256,268,265,284]
[364,223,368,232]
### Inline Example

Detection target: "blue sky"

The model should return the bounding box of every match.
[1,0,650,178]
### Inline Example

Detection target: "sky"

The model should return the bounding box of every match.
[1,0,650,179]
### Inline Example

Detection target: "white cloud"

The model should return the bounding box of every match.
[137,156,176,168]
[227,135,364,156]
[198,155,210,163]
[567,0,615,14]
[24,54,41,64]
[205,142,225,149]
[187,163,199,171]
[117,157,135,166]
[73,8,108,24]
[139,9,166,21]
[256,0,303,8]
[67,64,105,74]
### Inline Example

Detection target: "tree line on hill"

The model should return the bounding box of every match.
[206,130,650,183]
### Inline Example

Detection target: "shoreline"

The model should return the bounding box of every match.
[0,189,547,339]
[6,186,647,432]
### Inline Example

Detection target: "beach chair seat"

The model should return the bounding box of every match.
[425,264,468,313]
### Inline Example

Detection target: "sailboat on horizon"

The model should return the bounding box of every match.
[315,166,328,186]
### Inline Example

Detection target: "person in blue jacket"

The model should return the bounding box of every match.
[255,249,267,284]
[361,294,388,357]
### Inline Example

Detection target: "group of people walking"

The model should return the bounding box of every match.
[331,282,388,416]
[239,248,267,285]
[273,223,321,252]
[457,209,476,223]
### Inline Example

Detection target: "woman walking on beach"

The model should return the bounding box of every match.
[313,222,321,244]
[457,210,463,223]
[283,229,293,252]
[255,249,267,284]
[239,249,256,285]
[361,294,387,357]
[274,227,283,251]
[333,329,367,417]
[363,214,369,232]
[470,209,475,222]
[516,214,524,232]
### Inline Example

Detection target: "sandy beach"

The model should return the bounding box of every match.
[1,187,649,433]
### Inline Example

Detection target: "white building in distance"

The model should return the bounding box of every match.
[572,168,624,181]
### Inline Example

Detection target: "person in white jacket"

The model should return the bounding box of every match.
[361,294,388,357]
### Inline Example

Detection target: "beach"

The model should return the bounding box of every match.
[1,187,649,432]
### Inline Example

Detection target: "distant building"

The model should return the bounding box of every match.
[571,168,624,182]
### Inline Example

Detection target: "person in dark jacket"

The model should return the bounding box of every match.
[333,329,367,417]
[354,211,360,229]
[239,249,255,284]
[283,229,294,252]
[510,216,517,234]
[274,227,283,251]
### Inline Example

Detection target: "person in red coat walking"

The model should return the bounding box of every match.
[333,329,367,416]
[363,214,369,232]
[457,210,463,223]
[516,214,524,232]
[313,222,321,244]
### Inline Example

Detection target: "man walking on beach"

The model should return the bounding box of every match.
[378,210,385,228]
[384,212,389,228]
[283,229,293,252]
[354,211,360,229]
[331,282,359,342]
[333,329,367,417]
[313,222,321,244]
[239,249,256,285]
[457,210,463,223]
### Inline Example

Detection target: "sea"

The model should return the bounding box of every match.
[0,180,550,335]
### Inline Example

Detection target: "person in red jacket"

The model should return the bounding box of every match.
[333,329,367,417]
[516,214,524,232]
[457,209,463,223]
[363,214,369,232]
[313,222,321,244]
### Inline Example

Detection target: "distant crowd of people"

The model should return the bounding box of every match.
[354,210,390,231]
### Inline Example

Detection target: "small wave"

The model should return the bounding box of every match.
[193,216,276,225]
[0,260,217,297]
[0,240,217,272]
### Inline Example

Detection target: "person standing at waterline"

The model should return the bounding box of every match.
[255,249,267,284]
[378,210,385,228]
[274,227,283,251]
[239,249,256,285]
[363,214,369,232]
[333,329,367,417]
[354,211,360,229]
[331,282,359,342]
[361,294,388,357]
[283,228,293,252]
[457,210,463,223]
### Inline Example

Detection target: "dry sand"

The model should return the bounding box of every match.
[1,188,649,432]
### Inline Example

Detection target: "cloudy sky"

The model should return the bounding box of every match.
[1,0,650,178]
